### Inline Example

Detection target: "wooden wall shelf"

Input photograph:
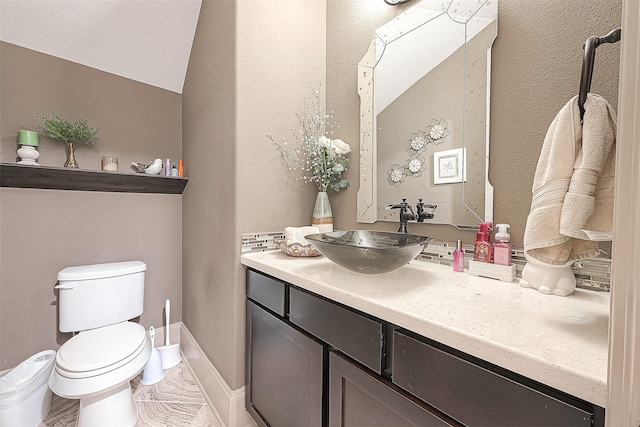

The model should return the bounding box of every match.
[0,163,188,194]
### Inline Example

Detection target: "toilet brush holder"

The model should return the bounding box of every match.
[140,327,164,385]
[157,344,181,370]
[158,299,181,369]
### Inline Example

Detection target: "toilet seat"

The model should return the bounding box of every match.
[49,329,151,400]
[55,322,147,379]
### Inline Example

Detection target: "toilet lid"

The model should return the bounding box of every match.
[56,322,147,379]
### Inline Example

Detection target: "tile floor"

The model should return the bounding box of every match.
[40,362,221,427]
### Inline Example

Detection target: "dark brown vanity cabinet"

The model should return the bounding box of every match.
[246,268,450,427]
[245,268,604,427]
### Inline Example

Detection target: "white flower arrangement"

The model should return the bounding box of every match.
[268,86,351,192]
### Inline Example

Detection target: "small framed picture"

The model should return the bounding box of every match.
[433,147,466,184]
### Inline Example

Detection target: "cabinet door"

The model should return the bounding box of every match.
[246,300,323,427]
[329,351,456,427]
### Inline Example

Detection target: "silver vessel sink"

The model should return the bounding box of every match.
[305,230,432,274]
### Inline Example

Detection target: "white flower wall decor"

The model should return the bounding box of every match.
[387,164,406,187]
[387,118,451,187]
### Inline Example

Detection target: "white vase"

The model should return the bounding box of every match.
[312,191,333,233]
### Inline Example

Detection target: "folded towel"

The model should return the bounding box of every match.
[524,94,616,265]
[284,226,320,246]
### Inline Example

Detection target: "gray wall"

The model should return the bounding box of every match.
[182,0,326,390]
[327,0,622,250]
[0,42,183,369]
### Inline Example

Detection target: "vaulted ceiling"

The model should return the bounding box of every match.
[1,0,202,94]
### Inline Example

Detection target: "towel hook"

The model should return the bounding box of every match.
[578,27,621,122]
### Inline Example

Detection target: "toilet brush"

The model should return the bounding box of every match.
[141,327,164,385]
[157,299,181,369]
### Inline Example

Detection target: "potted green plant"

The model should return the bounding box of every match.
[38,113,99,168]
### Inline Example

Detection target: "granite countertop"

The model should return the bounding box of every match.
[241,250,610,407]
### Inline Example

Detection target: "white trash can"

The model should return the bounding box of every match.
[0,350,56,427]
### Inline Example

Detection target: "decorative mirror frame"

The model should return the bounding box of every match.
[357,0,497,228]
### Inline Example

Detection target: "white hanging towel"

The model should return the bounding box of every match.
[524,93,616,265]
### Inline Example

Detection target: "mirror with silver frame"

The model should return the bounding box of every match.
[357,0,497,229]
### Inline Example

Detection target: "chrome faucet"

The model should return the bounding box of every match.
[386,199,437,233]
[386,199,415,233]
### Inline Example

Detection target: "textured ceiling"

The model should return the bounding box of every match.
[0,0,202,94]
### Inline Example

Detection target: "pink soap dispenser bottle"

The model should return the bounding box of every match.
[473,222,493,263]
[493,223,512,266]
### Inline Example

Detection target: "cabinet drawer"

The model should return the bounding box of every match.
[246,269,286,317]
[392,331,593,426]
[290,286,383,374]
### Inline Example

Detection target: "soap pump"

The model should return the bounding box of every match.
[493,224,512,266]
[473,222,492,263]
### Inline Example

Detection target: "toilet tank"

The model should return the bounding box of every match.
[56,261,147,333]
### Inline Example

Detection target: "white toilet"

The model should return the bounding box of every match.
[49,261,152,427]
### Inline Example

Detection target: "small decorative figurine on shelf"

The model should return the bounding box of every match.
[131,158,163,175]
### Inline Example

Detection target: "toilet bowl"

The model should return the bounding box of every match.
[49,261,150,427]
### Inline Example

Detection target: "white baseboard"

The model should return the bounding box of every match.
[179,322,257,427]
